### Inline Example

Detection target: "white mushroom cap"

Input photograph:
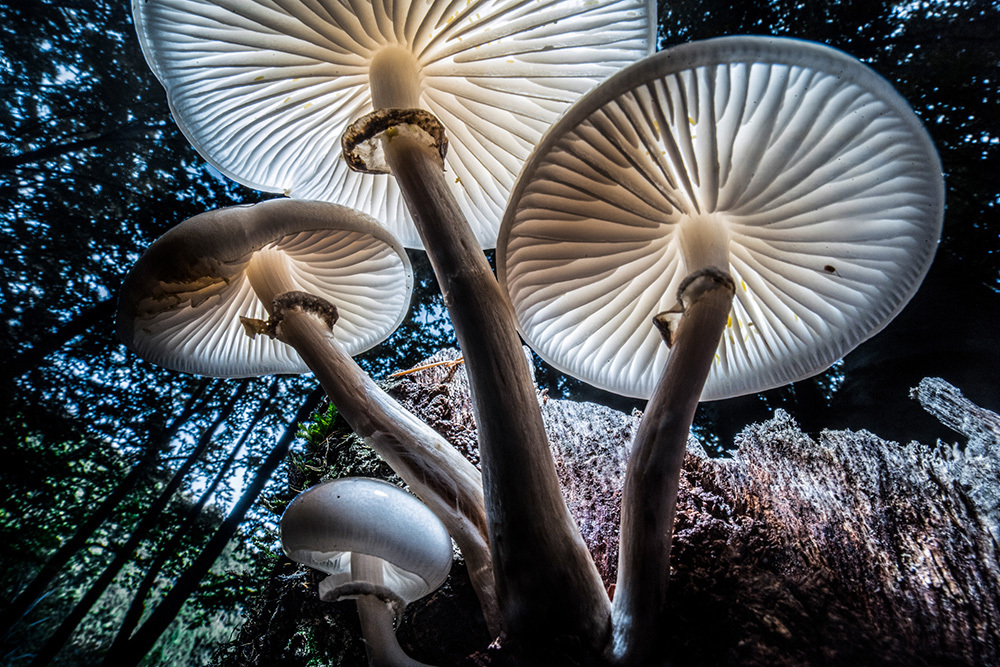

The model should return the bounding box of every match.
[132,0,655,249]
[280,477,453,605]
[117,199,412,377]
[497,36,945,401]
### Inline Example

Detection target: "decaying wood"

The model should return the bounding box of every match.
[219,350,1000,666]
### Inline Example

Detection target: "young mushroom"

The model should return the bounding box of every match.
[131,0,656,646]
[497,36,945,663]
[116,199,497,630]
[281,477,453,666]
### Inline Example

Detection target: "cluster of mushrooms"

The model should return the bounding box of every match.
[116,0,944,664]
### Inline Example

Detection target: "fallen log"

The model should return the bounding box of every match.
[217,351,1000,666]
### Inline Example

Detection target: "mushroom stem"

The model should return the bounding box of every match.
[245,246,299,312]
[370,46,423,109]
[263,291,500,634]
[352,552,431,667]
[610,267,735,665]
[381,133,611,649]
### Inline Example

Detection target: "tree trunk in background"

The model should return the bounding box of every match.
[0,120,166,171]
[219,349,1000,666]
[659,380,1000,666]
[29,379,249,667]
[3,297,117,382]
[0,378,211,640]
[113,388,323,667]
[104,379,279,659]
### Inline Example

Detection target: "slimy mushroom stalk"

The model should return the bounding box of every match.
[280,478,454,666]
[498,37,945,663]
[132,0,655,648]
[116,199,498,631]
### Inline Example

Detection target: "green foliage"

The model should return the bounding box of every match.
[296,402,339,448]
[0,429,126,573]
[266,401,399,518]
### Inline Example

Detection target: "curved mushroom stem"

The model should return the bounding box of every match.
[351,552,433,667]
[380,132,611,649]
[362,68,611,648]
[243,289,500,634]
[610,267,735,666]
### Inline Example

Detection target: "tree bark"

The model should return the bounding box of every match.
[219,351,1000,666]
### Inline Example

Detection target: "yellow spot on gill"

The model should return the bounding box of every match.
[455,176,462,184]
[304,102,312,109]
[253,75,265,81]
[741,280,747,292]
[688,116,696,125]
[283,97,291,104]
[727,315,732,328]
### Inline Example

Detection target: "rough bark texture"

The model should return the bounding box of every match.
[218,350,1000,666]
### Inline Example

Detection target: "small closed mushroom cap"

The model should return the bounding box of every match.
[498,36,944,400]
[280,477,453,604]
[132,0,655,248]
[117,199,412,377]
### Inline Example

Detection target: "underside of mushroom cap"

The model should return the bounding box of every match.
[117,199,412,377]
[132,0,655,249]
[497,36,945,401]
[281,478,453,605]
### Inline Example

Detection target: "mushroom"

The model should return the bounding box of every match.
[116,199,497,630]
[131,0,656,646]
[281,477,453,666]
[131,0,655,248]
[497,36,945,663]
